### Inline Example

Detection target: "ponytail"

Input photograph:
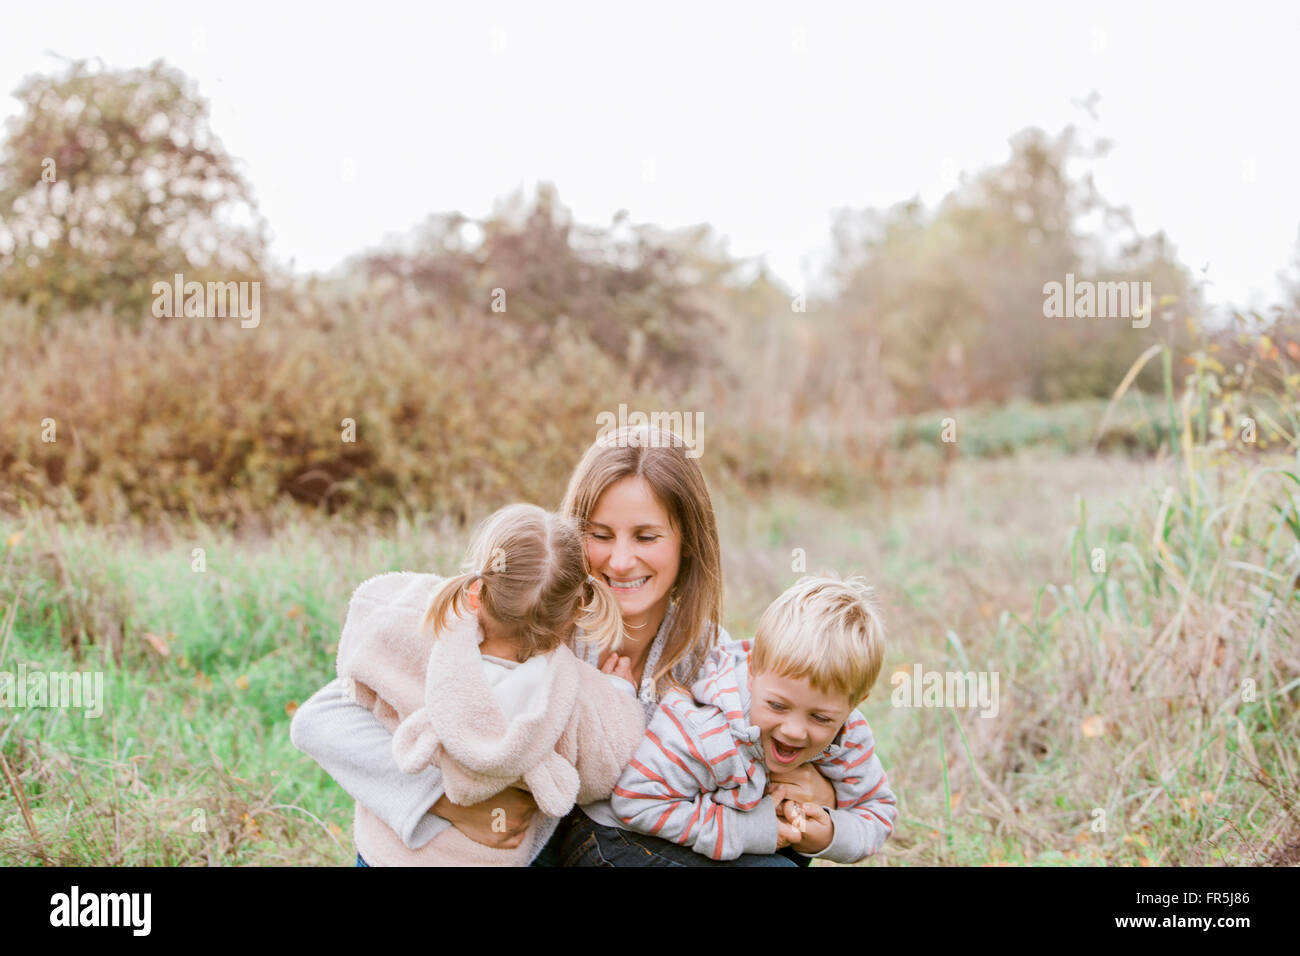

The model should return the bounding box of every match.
[423,571,480,639]
[577,574,626,655]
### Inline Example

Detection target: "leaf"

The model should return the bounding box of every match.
[142,631,171,657]
[234,675,250,691]
[284,700,299,717]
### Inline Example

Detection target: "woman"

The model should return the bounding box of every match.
[290,425,836,866]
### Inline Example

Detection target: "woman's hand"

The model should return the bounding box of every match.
[765,761,836,807]
[769,785,805,849]
[432,787,538,849]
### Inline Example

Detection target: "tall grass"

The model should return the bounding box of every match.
[878,338,1300,865]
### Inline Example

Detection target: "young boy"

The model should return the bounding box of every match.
[610,575,896,863]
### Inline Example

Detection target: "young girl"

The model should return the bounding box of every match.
[335,503,646,865]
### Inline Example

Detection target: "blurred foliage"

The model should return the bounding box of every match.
[0,290,895,525]
[892,396,1166,458]
[1,60,1297,524]
[358,183,729,389]
[0,58,267,321]
[825,127,1202,411]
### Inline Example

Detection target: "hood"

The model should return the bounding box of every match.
[689,638,762,753]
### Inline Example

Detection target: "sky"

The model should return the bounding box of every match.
[4,0,1298,313]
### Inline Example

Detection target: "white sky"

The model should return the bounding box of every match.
[4,1,1298,313]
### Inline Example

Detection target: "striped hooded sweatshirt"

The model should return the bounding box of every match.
[610,638,898,863]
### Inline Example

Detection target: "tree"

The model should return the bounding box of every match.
[0,58,267,320]
[359,183,728,388]
[826,126,1200,410]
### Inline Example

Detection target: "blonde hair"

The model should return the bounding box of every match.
[561,425,723,693]
[424,503,625,659]
[751,575,886,706]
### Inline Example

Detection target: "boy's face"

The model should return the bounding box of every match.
[747,669,855,770]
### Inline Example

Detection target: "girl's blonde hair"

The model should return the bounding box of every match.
[424,503,625,658]
[561,425,723,693]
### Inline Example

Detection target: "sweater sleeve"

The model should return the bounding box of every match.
[610,698,779,860]
[289,677,451,849]
[800,713,897,863]
[567,662,647,806]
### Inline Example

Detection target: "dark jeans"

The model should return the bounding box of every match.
[360,809,810,867]
[558,809,810,867]
[528,811,575,867]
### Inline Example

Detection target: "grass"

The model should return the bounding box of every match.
[1,349,1297,866]
[893,393,1180,459]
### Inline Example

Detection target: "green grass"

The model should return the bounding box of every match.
[0,514,468,865]
[893,392,1199,458]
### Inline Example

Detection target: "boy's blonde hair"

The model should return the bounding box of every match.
[425,503,625,659]
[751,575,886,706]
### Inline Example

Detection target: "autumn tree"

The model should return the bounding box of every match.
[359,183,727,388]
[0,58,267,320]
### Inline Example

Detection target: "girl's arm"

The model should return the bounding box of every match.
[290,678,451,849]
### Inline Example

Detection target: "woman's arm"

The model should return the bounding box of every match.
[291,678,540,849]
[290,678,452,849]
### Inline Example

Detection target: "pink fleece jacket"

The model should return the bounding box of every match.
[335,571,646,866]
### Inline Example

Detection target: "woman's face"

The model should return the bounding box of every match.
[584,475,682,630]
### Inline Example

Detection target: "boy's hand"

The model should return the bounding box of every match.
[791,802,834,855]
[779,799,807,835]
[769,785,804,849]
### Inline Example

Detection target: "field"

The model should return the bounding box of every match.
[3,409,1297,866]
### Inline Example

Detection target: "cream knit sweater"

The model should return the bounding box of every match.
[335,571,645,866]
